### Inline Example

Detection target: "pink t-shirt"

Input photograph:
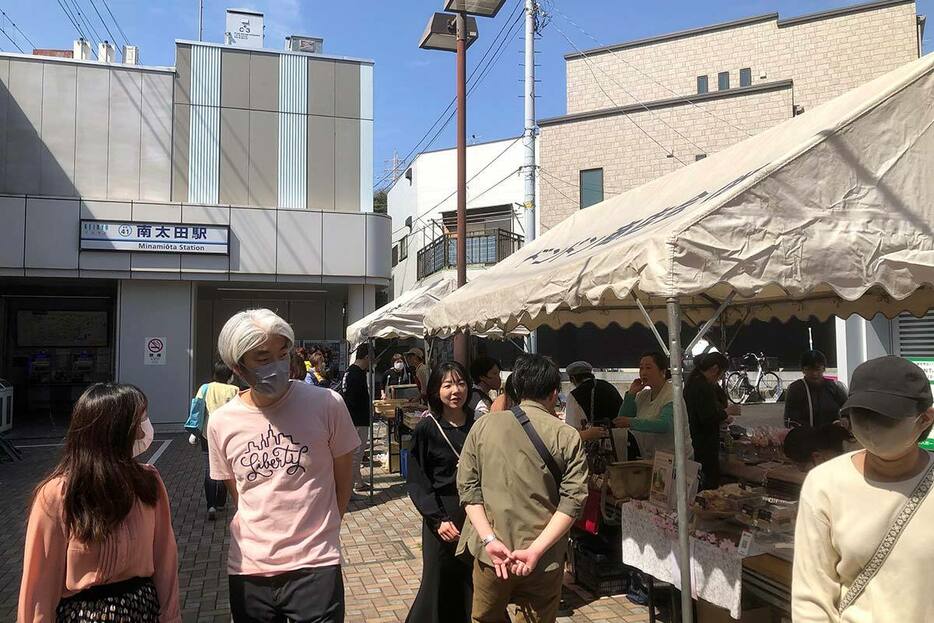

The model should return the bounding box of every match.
[207,381,360,575]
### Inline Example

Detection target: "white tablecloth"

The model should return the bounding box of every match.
[619,502,748,619]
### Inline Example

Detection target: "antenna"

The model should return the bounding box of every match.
[382,150,404,185]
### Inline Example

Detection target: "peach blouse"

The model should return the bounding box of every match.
[17,465,181,623]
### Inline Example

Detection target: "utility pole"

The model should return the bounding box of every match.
[453,11,469,367]
[198,0,204,41]
[523,0,538,353]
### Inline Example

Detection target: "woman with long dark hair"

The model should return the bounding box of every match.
[405,362,475,623]
[18,383,180,623]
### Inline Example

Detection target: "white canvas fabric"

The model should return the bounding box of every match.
[347,275,455,349]
[424,54,934,337]
[346,272,526,348]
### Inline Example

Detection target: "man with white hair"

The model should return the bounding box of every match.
[207,308,359,623]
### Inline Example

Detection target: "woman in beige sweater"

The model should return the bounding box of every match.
[792,356,934,622]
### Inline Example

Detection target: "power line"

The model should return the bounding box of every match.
[87,0,123,59]
[373,0,525,190]
[101,0,130,46]
[374,1,522,189]
[69,0,103,49]
[551,5,753,138]
[397,165,523,246]
[538,167,623,195]
[551,24,708,156]
[0,9,37,50]
[56,0,84,36]
[391,136,523,237]
[540,171,576,206]
[394,10,524,186]
[549,22,687,165]
[0,25,24,53]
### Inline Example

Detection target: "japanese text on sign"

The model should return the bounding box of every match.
[80,220,229,255]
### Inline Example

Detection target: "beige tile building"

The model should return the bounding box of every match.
[539,0,924,230]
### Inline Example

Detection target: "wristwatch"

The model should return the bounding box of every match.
[481,534,498,546]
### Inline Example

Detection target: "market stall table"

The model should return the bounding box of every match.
[619,501,792,620]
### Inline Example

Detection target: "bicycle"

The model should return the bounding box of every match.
[725,353,783,405]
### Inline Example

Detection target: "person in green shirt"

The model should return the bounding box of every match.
[612,351,693,461]
[456,354,589,623]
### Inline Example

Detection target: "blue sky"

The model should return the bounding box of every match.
[1,0,930,190]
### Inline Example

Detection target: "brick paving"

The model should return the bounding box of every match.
[0,431,653,622]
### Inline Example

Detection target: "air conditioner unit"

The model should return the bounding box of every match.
[286,35,324,54]
[98,41,115,64]
[123,45,139,65]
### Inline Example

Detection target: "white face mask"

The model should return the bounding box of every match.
[133,417,154,457]
[394,361,405,372]
[850,411,923,460]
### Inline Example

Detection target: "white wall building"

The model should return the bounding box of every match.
[387,137,527,299]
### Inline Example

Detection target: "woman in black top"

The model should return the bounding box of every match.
[685,352,739,490]
[405,362,475,623]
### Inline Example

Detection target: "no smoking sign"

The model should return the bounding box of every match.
[145,337,167,366]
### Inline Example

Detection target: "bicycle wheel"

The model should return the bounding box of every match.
[757,372,783,403]
[726,372,749,404]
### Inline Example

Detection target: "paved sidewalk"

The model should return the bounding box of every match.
[0,433,652,622]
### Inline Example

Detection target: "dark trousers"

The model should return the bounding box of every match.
[229,566,345,623]
[201,440,227,509]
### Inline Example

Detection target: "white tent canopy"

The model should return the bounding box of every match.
[424,53,934,337]
[346,275,457,349]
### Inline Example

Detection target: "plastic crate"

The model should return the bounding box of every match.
[573,542,629,596]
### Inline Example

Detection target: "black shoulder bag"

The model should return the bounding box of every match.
[510,406,563,485]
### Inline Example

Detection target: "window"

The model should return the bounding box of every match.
[579,168,604,209]
[740,68,752,87]
[718,71,730,91]
[696,75,708,94]
[398,235,408,261]
[695,154,707,161]
[391,245,399,267]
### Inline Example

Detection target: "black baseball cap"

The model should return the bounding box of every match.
[841,356,933,419]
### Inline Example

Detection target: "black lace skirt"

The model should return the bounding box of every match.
[56,576,159,623]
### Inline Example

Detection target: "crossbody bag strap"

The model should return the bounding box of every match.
[804,383,814,427]
[510,406,563,485]
[839,457,934,613]
[429,415,460,462]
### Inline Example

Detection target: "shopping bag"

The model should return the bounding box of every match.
[184,384,209,436]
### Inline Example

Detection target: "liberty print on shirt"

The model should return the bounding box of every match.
[239,424,310,481]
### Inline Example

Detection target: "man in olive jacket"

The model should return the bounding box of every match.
[457,354,589,623]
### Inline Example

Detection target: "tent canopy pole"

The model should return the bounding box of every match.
[634,294,670,356]
[684,291,736,355]
[368,337,375,503]
[666,297,694,623]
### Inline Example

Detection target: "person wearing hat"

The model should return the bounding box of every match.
[405,347,431,401]
[564,362,622,443]
[793,355,934,622]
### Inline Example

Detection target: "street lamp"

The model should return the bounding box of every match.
[419,0,505,367]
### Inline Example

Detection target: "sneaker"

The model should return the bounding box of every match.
[350,492,366,502]
[207,507,217,521]
[355,482,372,492]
